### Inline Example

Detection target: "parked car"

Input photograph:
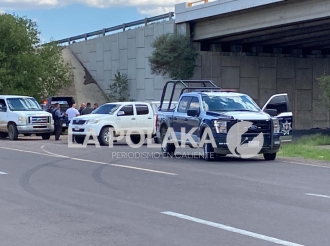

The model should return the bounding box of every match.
[69,102,156,145]
[0,95,54,140]
[44,96,75,132]
[156,80,293,161]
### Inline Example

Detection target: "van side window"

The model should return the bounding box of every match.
[0,99,7,112]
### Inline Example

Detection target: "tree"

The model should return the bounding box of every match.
[0,13,72,102]
[108,70,130,102]
[316,74,330,108]
[148,33,199,80]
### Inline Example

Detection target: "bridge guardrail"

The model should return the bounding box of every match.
[55,12,174,45]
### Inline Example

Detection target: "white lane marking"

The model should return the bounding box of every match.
[282,161,330,169]
[305,193,330,199]
[0,146,177,176]
[162,211,305,246]
[0,171,7,175]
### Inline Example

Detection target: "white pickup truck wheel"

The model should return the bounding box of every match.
[130,135,141,145]
[8,123,19,140]
[98,127,114,146]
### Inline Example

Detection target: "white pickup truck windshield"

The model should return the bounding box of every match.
[92,104,121,114]
[7,98,42,111]
[202,95,260,112]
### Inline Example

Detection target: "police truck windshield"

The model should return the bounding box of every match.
[202,95,260,112]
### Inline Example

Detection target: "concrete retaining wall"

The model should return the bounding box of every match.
[193,52,330,130]
[69,20,176,102]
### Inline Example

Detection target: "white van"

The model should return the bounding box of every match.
[0,95,54,140]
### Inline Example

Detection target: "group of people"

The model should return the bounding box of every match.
[48,102,99,141]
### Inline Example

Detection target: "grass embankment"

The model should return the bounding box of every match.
[279,134,330,161]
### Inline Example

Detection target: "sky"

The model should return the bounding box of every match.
[0,0,181,42]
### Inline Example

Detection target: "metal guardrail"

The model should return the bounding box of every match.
[55,12,174,45]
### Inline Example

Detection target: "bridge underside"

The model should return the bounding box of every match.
[198,17,330,56]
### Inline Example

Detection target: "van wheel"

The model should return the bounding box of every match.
[41,133,51,140]
[263,153,276,160]
[8,123,19,140]
[160,127,175,156]
[98,127,114,146]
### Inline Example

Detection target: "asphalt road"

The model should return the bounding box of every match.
[1,135,330,246]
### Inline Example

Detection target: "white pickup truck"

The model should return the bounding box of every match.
[69,101,156,145]
[0,95,54,140]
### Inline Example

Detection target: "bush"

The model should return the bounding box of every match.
[108,71,130,102]
[316,74,330,108]
[148,33,198,80]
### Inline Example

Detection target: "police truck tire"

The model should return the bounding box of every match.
[160,127,175,156]
[8,123,19,140]
[263,153,276,161]
[203,133,215,161]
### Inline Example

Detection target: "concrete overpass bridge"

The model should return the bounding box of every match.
[176,0,330,55]
[57,0,330,130]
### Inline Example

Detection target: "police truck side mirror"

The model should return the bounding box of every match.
[187,109,200,117]
[117,111,125,116]
[264,109,278,116]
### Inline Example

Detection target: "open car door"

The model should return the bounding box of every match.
[261,93,293,143]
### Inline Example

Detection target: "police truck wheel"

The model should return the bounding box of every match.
[263,153,276,161]
[203,133,215,161]
[8,123,19,140]
[160,127,175,156]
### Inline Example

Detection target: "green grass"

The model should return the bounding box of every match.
[279,134,330,161]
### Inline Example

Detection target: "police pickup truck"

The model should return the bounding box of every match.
[156,80,293,161]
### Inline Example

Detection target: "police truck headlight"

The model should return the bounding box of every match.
[87,119,100,124]
[273,118,280,133]
[213,120,227,133]
[18,116,27,125]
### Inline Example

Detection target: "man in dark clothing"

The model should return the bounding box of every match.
[79,103,86,114]
[52,103,64,140]
[47,105,54,113]
[93,103,98,109]
[81,102,94,115]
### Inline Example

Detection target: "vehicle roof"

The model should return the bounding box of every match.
[103,101,151,105]
[182,91,246,97]
[0,95,34,99]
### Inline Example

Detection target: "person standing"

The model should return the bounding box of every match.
[66,104,80,142]
[93,103,98,110]
[66,104,80,123]
[81,102,93,115]
[52,103,64,141]
[79,103,86,114]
